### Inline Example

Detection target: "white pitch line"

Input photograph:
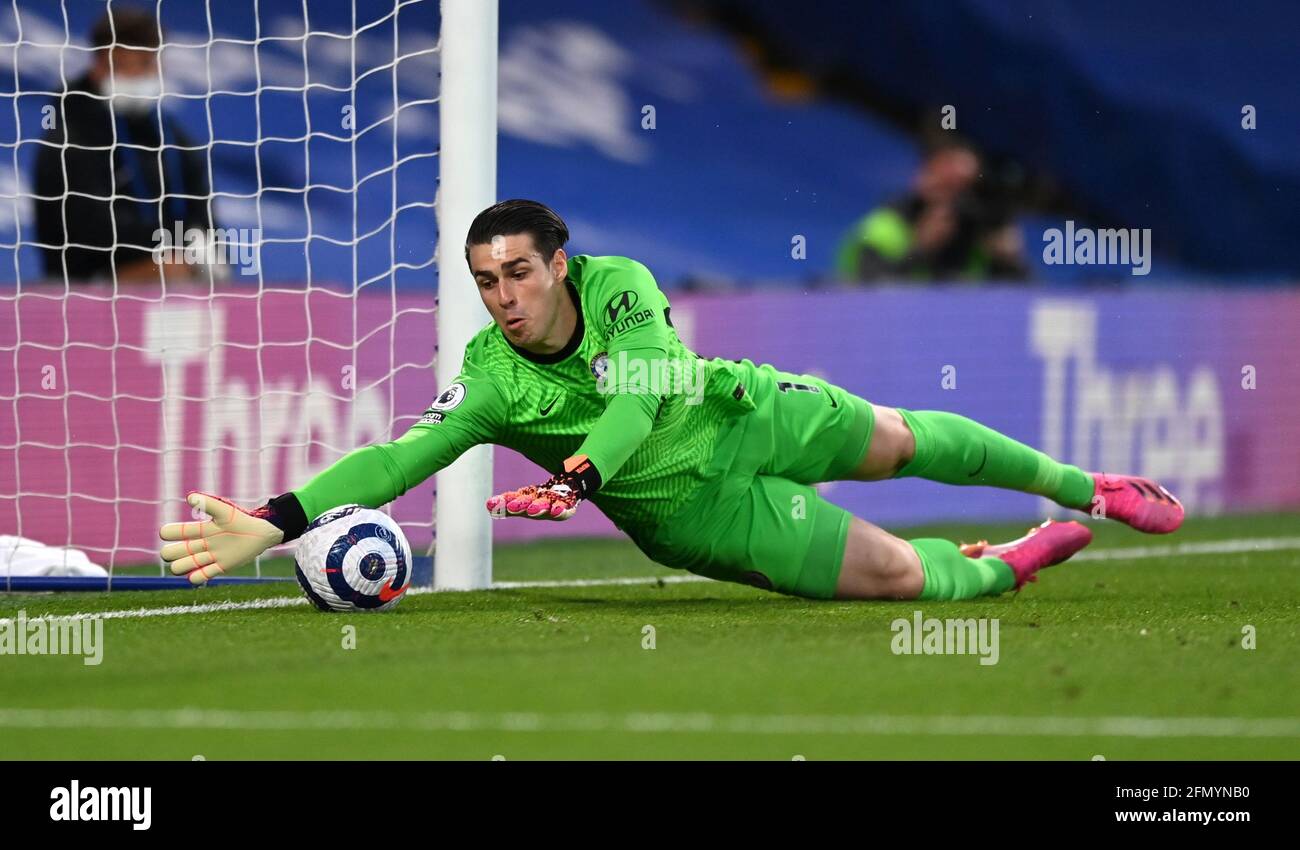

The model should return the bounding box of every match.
[1073,536,1300,562]
[2,535,1297,627]
[0,594,312,625]
[0,577,703,625]
[0,707,1295,739]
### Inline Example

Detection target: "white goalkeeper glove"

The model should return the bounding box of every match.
[158,491,298,584]
[486,455,601,521]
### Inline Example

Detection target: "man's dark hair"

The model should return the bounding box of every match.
[90,6,162,50]
[464,199,569,264]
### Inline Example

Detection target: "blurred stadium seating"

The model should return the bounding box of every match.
[4,0,1295,287]
[667,0,1300,281]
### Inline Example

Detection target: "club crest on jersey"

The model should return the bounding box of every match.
[590,351,609,382]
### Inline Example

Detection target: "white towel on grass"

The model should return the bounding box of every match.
[0,535,109,577]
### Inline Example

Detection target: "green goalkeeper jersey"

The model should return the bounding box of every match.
[292,254,756,538]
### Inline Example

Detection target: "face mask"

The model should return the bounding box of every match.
[106,75,162,116]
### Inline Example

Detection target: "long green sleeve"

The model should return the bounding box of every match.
[292,427,452,522]
[292,360,505,523]
[573,345,665,481]
[569,255,676,484]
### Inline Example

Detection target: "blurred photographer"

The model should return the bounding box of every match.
[836,141,1028,283]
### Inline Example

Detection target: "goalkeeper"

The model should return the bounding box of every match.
[160,200,1184,600]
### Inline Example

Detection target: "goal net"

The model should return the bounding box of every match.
[0,0,495,590]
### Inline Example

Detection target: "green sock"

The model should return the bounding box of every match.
[893,408,1094,509]
[911,538,1016,600]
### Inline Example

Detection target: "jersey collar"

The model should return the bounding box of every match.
[504,278,584,365]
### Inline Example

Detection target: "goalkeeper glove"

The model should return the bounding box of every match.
[486,455,601,521]
[158,491,307,584]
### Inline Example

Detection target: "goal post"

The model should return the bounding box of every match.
[434,0,496,590]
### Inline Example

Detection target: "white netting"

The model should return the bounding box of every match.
[0,0,441,579]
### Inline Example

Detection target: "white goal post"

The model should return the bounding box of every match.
[434,0,496,590]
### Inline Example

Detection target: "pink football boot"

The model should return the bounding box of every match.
[1088,473,1184,534]
[959,520,1094,589]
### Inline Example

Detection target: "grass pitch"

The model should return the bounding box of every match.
[1,512,1297,760]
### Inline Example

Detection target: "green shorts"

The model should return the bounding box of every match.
[634,359,875,599]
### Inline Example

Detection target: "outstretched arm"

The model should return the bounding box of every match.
[159,366,505,583]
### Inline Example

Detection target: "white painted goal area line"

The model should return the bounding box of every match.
[2,535,1297,628]
[0,707,1296,739]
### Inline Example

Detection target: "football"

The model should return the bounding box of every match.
[293,505,412,612]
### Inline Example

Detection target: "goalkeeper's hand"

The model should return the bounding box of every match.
[486,455,601,521]
[158,492,286,584]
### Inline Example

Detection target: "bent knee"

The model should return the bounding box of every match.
[850,405,916,481]
[834,517,924,600]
